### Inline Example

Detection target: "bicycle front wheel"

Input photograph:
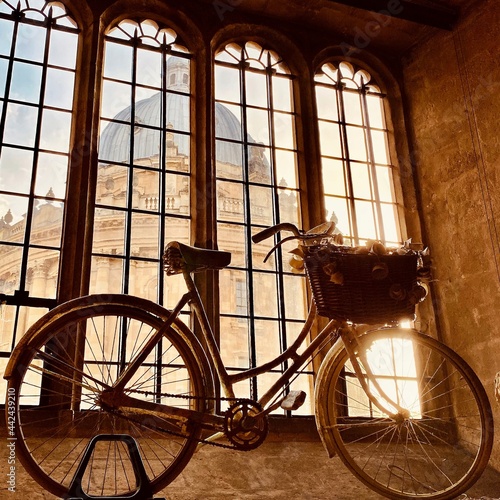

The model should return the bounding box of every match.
[6,294,212,498]
[316,328,494,499]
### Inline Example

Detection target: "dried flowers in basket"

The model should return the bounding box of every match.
[289,232,431,324]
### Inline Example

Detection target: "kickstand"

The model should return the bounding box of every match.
[65,434,165,500]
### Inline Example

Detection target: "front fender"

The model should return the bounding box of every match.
[314,336,345,458]
[314,326,415,458]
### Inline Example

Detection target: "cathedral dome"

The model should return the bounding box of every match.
[99,58,245,166]
[99,91,190,162]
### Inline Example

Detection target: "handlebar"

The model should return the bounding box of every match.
[252,222,302,244]
[252,221,337,262]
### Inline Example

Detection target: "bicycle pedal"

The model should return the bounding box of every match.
[280,390,306,411]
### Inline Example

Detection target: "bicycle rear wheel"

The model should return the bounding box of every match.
[316,328,494,499]
[6,294,212,498]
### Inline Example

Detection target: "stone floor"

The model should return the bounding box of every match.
[0,431,499,500]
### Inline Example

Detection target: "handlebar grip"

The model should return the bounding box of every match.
[252,223,300,243]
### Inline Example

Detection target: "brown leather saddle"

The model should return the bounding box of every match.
[163,241,231,275]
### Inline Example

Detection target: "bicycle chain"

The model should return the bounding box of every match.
[113,388,262,451]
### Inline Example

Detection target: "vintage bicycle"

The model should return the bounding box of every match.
[4,222,494,499]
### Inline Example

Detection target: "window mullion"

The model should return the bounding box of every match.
[337,82,359,244]
[17,17,52,296]
[153,41,170,402]
[360,81,385,242]
[158,38,169,306]
[240,55,258,397]
[266,62,289,375]
[0,18,19,149]
[0,16,21,300]
[122,34,139,295]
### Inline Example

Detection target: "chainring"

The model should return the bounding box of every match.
[224,400,268,451]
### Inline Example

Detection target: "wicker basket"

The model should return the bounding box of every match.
[303,246,419,324]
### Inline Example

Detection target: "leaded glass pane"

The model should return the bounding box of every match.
[4,103,38,147]
[0,147,33,193]
[11,62,42,103]
[44,68,75,109]
[104,42,133,81]
[48,30,78,68]
[35,153,68,198]
[40,109,72,152]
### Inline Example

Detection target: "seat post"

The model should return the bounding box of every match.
[181,268,234,398]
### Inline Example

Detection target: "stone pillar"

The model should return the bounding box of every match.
[92,256,110,293]
[30,261,49,298]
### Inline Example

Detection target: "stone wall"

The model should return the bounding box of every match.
[402,0,500,469]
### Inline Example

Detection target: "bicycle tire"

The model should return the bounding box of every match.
[315,328,494,500]
[5,294,213,498]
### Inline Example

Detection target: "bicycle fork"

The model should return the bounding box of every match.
[340,325,411,421]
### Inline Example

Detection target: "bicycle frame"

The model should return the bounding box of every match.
[104,263,406,434]
[105,268,338,424]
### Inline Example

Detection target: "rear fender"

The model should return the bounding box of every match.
[3,294,216,412]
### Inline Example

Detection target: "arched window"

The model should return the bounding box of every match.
[214,41,310,409]
[92,19,191,308]
[0,0,78,386]
[315,61,419,418]
[315,61,401,246]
